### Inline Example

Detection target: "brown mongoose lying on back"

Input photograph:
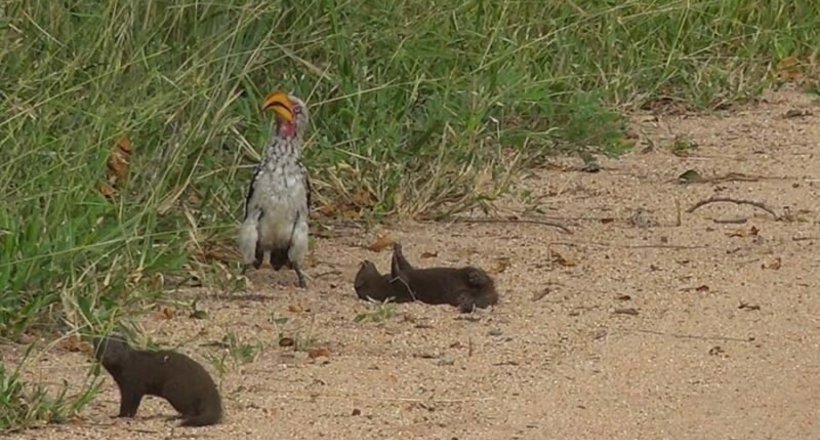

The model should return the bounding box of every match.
[92,335,223,427]
[353,243,499,312]
[390,243,498,312]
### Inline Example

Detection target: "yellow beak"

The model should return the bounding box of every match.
[261,91,295,123]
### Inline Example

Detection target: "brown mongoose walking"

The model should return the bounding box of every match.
[93,335,223,427]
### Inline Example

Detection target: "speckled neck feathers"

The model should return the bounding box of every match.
[263,135,303,165]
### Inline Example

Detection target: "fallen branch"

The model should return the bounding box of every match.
[449,217,573,234]
[271,393,496,404]
[551,240,708,250]
[686,196,779,220]
[628,328,754,343]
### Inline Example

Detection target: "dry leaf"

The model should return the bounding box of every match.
[420,251,438,259]
[98,182,117,199]
[115,134,133,154]
[339,208,361,220]
[352,189,375,208]
[287,303,305,314]
[103,134,134,193]
[677,169,704,184]
[775,55,804,83]
[708,346,724,356]
[307,347,332,359]
[58,335,89,353]
[278,337,295,347]
[532,287,551,301]
[784,109,812,119]
[727,225,759,238]
[738,301,761,311]
[367,235,394,252]
[107,136,132,182]
[187,189,203,206]
[316,204,337,217]
[159,306,175,320]
[551,251,577,267]
[762,257,782,270]
[200,243,241,265]
[107,153,129,182]
[491,256,510,274]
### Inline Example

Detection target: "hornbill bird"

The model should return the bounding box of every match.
[238,91,311,287]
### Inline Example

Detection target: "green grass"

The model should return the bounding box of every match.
[0,0,817,431]
[0,342,100,433]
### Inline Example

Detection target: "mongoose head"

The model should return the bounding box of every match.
[92,334,132,366]
[354,260,382,292]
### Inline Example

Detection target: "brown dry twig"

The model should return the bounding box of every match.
[687,197,780,220]
[628,328,754,343]
[448,217,573,234]
[551,240,707,250]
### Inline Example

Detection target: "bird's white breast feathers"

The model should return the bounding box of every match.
[243,164,308,250]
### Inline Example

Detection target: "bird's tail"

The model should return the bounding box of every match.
[237,220,259,265]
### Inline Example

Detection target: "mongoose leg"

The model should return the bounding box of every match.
[118,389,143,417]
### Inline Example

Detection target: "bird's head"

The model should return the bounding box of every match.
[262,91,309,139]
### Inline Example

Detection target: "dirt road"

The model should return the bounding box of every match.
[7,89,819,439]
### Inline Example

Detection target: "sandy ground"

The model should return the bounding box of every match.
[4,89,820,439]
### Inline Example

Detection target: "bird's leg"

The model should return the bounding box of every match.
[253,246,264,269]
[293,264,308,288]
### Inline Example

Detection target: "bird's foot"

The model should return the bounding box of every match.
[294,267,308,288]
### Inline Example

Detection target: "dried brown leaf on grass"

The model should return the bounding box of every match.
[99,134,134,200]
[158,306,176,320]
[312,163,377,220]
[98,182,117,199]
[775,55,810,83]
[57,335,92,353]
[193,239,242,265]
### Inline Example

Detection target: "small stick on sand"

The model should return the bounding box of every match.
[449,217,573,234]
[686,196,779,220]
[628,328,754,343]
